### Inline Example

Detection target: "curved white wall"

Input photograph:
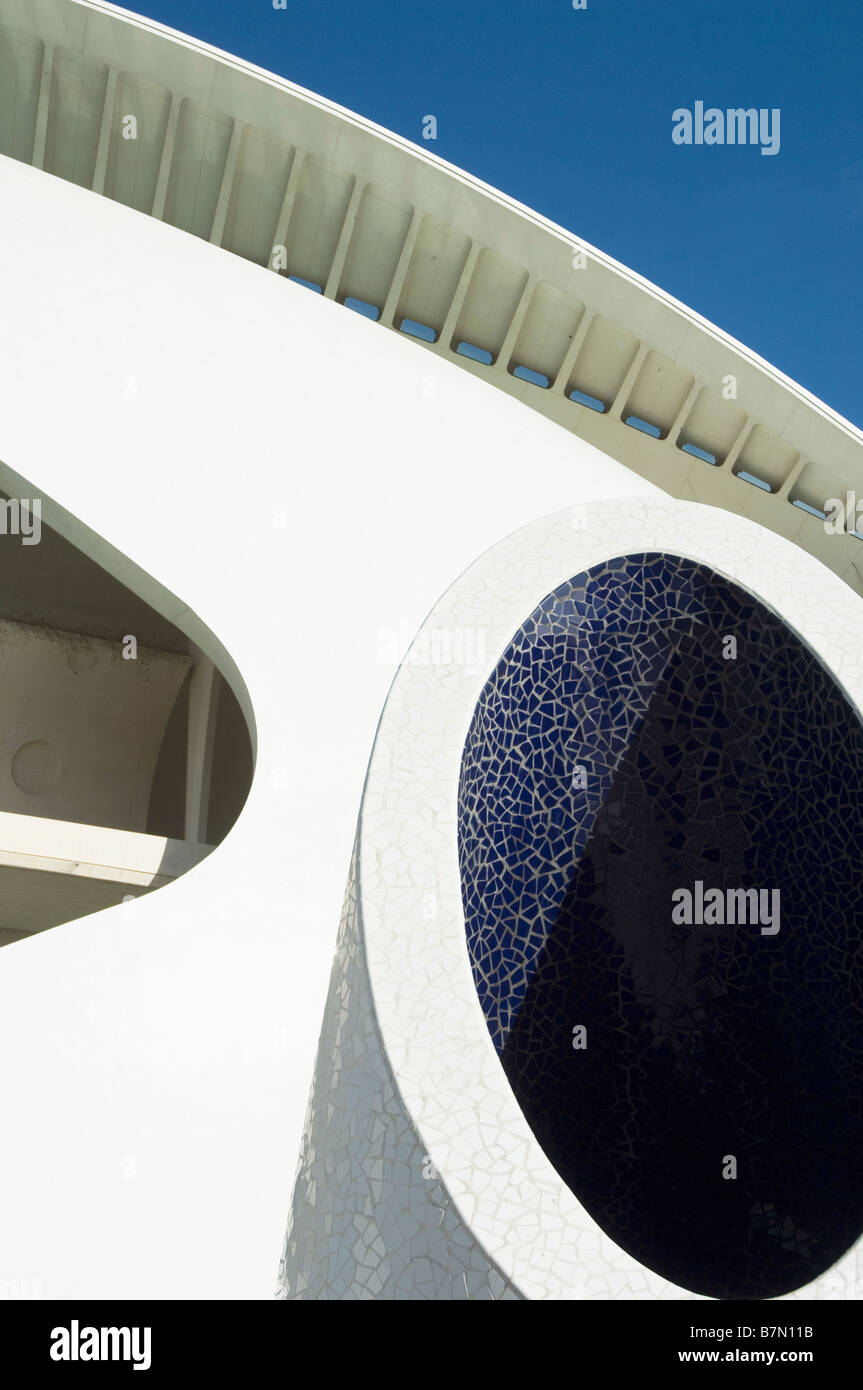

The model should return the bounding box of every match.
[346,496,863,1300]
[3,0,862,594]
[0,153,660,1297]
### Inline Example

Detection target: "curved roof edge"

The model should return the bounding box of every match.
[2,0,862,592]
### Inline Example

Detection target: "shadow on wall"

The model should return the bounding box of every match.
[460,552,863,1301]
[0,485,254,946]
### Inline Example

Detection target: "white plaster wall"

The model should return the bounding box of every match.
[0,154,660,1298]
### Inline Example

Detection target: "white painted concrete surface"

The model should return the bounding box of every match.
[0,153,659,1297]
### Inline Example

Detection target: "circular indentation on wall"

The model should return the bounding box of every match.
[12,740,61,794]
[459,552,863,1300]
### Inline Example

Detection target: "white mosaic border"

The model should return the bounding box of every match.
[358,496,863,1300]
[279,844,521,1300]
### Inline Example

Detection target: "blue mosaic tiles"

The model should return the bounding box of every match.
[457,552,863,1299]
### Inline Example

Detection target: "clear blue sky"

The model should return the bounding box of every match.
[123,0,862,427]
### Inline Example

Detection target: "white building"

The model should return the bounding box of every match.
[0,0,860,1300]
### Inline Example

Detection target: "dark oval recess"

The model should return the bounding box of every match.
[458,552,863,1299]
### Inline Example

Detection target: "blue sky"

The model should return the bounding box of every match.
[123,0,862,427]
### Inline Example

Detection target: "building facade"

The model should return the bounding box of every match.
[0,0,860,1299]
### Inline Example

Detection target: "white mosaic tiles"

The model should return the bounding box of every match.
[278,846,519,1299]
[281,498,863,1299]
